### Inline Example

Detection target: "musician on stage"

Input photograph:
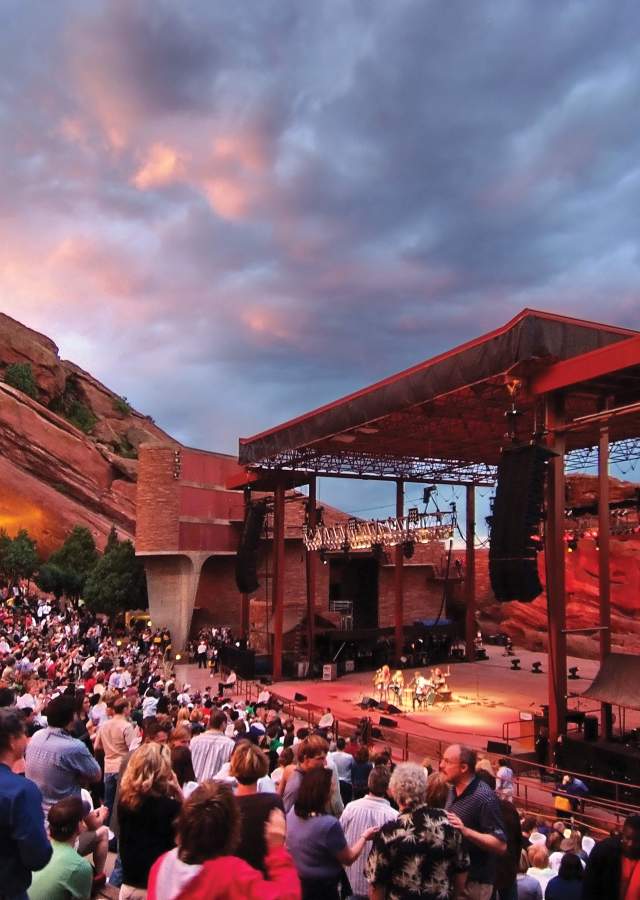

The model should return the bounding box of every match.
[412,672,430,710]
[389,669,404,702]
[373,664,391,701]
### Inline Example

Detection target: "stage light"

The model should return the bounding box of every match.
[568,666,579,679]
[175,654,182,661]
[235,641,241,648]
[116,640,122,647]
[510,658,521,670]
[531,661,543,674]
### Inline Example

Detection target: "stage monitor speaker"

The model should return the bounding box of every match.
[385,703,402,715]
[584,716,599,741]
[489,443,555,602]
[371,726,383,739]
[235,500,267,594]
[487,740,511,755]
[294,692,307,702]
[360,696,378,709]
[379,716,398,728]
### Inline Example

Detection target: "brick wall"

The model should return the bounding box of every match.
[136,445,180,551]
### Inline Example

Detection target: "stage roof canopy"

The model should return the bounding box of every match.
[237,309,640,487]
[582,653,640,711]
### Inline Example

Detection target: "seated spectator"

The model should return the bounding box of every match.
[230,741,284,875]
[366,762,469,900]
[118,743,183,897]
[526,844,554,896]
[287,767,377,900]
[29,796,92,900]
[544,851,583,900]
[148,781,300,899]
[0,707,52,899]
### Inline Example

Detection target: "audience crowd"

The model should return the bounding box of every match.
[1,584,639,900]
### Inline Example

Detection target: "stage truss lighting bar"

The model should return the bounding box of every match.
[302,510,456,553]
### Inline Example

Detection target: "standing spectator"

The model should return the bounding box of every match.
[190,710,234,782]
[474,768,522,900]
[230,741,284,875]
[286,767,377,900]
[441,744,506,900]
[328,737,354,805]
[0,707,51,900]
[28,797,93,900]
[25,695,102,813]
[544,851,583,900]
[196,639,207,670]
[583,814,640,900]
[496,758,514,803]
[340,765,398,900]
[515,851,541,900]
[94,697,136,820]
[148,781,300,899]
[366,765,469,900]
[280,735,343,817]
[351,746,373,801]
[118,743,183,898]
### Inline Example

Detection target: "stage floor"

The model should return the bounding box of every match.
[179,646,617,754]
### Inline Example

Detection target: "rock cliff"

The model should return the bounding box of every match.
[0,313,177,555]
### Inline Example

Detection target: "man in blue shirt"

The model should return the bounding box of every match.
[0,707,52,900]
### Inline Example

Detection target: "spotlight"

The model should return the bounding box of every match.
[116,640,122,647]
[320,549,328,565]
[531,661,543,674]
[235,641,241,648]
[568,666,580,679]
[510,658,521,671]
[567,535,578,552]
[175,654,182,661]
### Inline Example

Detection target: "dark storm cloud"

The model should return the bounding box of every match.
[1,0,640,456]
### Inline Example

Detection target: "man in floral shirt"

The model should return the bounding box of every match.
[366,763,469,899]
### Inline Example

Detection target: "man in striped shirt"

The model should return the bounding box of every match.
[340,766,398,899]
[190,709,235,782]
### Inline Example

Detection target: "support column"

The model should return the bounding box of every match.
[465,485,476,661]
[544,393,568,752]
[305,477,317,672]
[272,484,285,681]
[599,421,613,739]
[394,481,404,664]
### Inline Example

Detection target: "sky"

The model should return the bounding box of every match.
[1,1,640,519]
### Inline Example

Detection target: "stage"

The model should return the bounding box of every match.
[179,646,615,755]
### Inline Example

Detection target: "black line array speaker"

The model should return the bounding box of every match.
[379,716,398,728]
[489,443,555,602]
[235,500,267,594]
[486,740,511,755]
[584,716,599,741]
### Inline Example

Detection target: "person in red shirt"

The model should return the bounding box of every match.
[148,781,300,900]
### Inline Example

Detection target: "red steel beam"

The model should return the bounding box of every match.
[305,477,317,671]
[599,422,613,739]
[465,485,476,662]
[530,333,640,396]
[272,484,285,681]
[544,393,568,753]
[394,481,404,663]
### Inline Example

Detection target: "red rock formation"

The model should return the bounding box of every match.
[0,313,177,556]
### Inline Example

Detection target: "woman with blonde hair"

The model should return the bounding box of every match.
[118,742,183,899]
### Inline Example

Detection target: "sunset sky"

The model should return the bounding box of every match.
[2,1,639,517]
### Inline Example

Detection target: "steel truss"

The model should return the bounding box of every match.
[249,448,497,485]
[565,438,640,472]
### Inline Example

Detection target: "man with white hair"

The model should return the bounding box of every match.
[366,762,469,899]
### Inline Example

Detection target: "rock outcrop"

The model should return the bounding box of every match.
[0,313,177,555]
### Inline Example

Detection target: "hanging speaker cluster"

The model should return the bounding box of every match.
[489,443,555,602]
[235,500,267,594]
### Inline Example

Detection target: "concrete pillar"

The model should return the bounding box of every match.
[142,553,204,651]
